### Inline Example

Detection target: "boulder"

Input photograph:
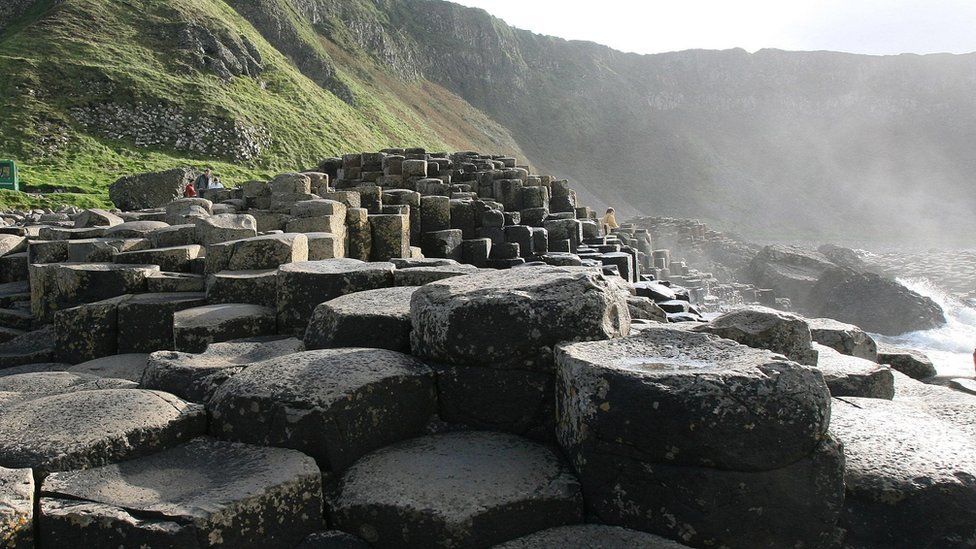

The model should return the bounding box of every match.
[148,224,197,248]
[141,336,303,402]
[173,304,277,353]
[209,348,435,472]
[304,287,418,352]
[808,317,878,361]
[0,389,205,474]
[108,168,197,210]
[809,268,946,335]
[692,306,818,365]
[276,259,395,337]
[626,295,667,322]
[495,525,692,548]
[877,343,937,379]
[746,245,835,307]
[812,343,894,399]
[891,370,976,442]
[832,397,976,547]
[330,431,583,548]
[0,466,33,548]
[147,271,206,293]
[39,438,322,548]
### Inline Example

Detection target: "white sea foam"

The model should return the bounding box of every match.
[871,277,976,378]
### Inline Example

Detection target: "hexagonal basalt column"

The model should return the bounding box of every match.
[39,438,323,548]
[330,431,583,548]
[208,348,435,473]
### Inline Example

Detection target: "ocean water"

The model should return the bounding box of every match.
[871,278,976,379]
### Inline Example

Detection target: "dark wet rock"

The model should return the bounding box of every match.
[692,306,818,365]
[832,397,976,548]
[556,325,831,471]
[0,389,205,474]
[304,287,417,352]
[40,438,321,548]
[577,434,845,548]
[0,466,33,548]
[813,343,894,399]
[142,336,303,402]
[0,325,55,369]
[808,317,878,361]
[494,524,693,548]
[809,268,946,336]
[330,431,583,549]
[746,245,835,307]
[297,530,371,549]
[117,292,208,353]
[209,348,435,472]
[876,343,937,379]
[276,259,395,337]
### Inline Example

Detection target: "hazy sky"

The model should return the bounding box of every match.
[451,0,976,56]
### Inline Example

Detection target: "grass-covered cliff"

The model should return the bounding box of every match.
[2,0,975,245]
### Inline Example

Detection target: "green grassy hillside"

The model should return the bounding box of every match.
[0,0,524,209]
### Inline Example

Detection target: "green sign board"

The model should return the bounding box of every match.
[0,161,17,191]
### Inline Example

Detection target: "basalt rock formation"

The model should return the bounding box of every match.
[0,150,972,548]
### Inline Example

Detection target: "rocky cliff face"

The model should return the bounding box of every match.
[292,0,976,245]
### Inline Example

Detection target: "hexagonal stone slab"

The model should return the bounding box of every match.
[276,259,395,337]
[892,370,976,441]
[832,397,976,547]
[0,466,33,548]
[205,233,309,274]
[40,437,322,548]
[392,264,480,286]
[692,306,818,365]
[494,525,692,548]
[813,343,894,399]
[173,304,277,353]
[0,372,136,398]
[304,287,418,352]
[209,348,435,472]
[557,325,831,471]
[0,389,205,474]
[66,353,149,382]
[330,431,582,548]
[410,266,630,368]
[141,336,303,402]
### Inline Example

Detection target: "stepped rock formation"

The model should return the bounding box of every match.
[3,0,976,245]
[0,150,972,548]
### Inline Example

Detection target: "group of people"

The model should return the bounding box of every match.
[183,168,222,197]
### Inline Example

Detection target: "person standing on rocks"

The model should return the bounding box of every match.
[601,207,619,234]
[193,168,214,195]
